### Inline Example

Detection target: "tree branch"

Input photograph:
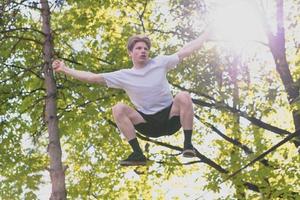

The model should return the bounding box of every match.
[101,114,264,192]
[171,83,291,136]
[3,63,44,80]
[1,35,43,45]
[0,27,45,35]
[195,115,272,168]
[224,129,300,181]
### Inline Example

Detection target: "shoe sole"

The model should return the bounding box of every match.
[119,161,147,166]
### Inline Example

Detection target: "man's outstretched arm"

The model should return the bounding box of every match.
[52,60,106,85]
[176,27,212,61]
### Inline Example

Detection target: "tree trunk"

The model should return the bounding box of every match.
[40,0,67,199]
[268,0,300,147]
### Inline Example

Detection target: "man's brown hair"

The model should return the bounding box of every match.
[127,35,151,51]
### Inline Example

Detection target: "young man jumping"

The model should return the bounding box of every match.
[52,29,211,166]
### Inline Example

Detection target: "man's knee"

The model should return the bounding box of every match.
[112,103,128,119]
[175,91,192,105]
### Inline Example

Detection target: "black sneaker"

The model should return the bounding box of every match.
[182,147,196,158]
[119,152,147,166]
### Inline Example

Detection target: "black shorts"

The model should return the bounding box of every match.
[134,103,181,138]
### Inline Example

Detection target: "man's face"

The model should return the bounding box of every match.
[129,41,149,65]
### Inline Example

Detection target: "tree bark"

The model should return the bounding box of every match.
[267,0,300,147]
[40,0,67,199]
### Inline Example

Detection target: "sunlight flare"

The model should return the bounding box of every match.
[211,2,265,44]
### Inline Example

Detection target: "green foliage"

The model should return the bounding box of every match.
[1,0,300,199]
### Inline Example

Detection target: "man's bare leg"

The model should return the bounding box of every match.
[112,102,147,165]
[169,91,195,157]
[112,102,145,140]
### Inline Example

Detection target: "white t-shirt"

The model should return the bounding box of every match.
[102,54,180,114]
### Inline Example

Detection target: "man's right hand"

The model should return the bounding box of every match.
[52,60,67,73]
[51,60,106,85]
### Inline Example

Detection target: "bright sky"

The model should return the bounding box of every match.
[211,1,266,45]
